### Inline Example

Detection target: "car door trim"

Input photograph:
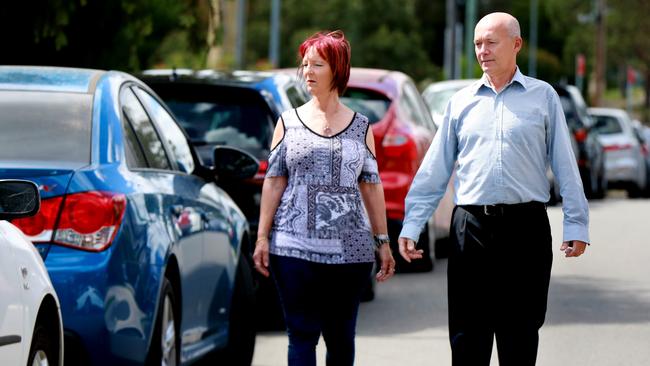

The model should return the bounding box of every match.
[0,335,21,347]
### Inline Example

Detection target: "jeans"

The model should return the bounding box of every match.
[270,255,373,366]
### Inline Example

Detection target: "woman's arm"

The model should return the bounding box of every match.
[253,120,288,277]
[360,129,395,282]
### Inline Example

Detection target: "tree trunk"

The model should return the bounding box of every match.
[206,0,223,69]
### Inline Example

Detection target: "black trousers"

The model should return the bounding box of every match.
[448,202,553,366]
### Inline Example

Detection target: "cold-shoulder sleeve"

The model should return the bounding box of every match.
[266,141,287,177]
[358,117,381,184]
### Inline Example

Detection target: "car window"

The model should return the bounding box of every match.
[0,90,92,163]
[404,81,436,131]
[592,115,623,135]
[399,81,435,130]
[341,88,391,124]
[424,89,457,116]
[133,87,195,174]
[120,88,171,170]
[149,84,275,160]
[286,85,308,108]
[121,106,149,169]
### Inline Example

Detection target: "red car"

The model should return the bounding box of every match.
[342,68,438,271]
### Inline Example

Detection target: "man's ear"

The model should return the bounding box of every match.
[514,36,523,53]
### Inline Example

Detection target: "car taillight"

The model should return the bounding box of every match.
[254,160,268,180]
[574,128,588,143]
[12,196,63,242]
[382,131,417,160]
[13,191,126,252]
[603,143,633,152]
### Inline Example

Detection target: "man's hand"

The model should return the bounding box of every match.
[398,237,424,263]
[560,240,588,258]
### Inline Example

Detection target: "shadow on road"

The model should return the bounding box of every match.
[547,275,650,325]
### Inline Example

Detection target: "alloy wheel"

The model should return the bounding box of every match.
[31,350,49,366]
[161,294,177,366]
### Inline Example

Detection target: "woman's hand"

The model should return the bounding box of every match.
[252,238,270,277]
[376,244,396,282]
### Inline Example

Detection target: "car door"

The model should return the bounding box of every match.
[0,223,26,365]
[132,86,233,349]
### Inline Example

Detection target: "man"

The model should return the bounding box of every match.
[397,12,589,366]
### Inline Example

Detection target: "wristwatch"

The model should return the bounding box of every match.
[373,234,390,248]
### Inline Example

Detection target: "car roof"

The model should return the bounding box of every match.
[0,66,105,94]
[140,68,288,87]
[587,107,630,118]
[347,68,407,100]
[423,79,478,94]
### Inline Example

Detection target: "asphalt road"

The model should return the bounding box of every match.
[251,194,650,366]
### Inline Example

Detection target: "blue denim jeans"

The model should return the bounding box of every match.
[270,255,373,366]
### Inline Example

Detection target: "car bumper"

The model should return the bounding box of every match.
[40,244,154,366]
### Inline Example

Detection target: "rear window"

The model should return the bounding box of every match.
[341,88,391,124]
[0,90,92,163]
[148,84,275,158]
[424,89,457,116]
[592,115,623,135]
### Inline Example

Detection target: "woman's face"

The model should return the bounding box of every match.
[302,46,334,96]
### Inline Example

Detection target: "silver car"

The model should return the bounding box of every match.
[589,107,648,197]
[422,79,477,128]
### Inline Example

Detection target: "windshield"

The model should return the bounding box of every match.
[151,84,275,159]
[0,90,92,163]
[423,89,457,116]
[341,88,391,124]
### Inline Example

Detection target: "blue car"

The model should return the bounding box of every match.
[0,66,257,365]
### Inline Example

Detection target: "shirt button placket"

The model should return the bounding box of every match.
[495,94,504,197]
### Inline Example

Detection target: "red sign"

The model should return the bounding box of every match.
[576,54,586,77]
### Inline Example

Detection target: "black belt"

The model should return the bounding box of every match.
[460,201,546,217]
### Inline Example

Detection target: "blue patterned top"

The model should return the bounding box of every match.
[266,109,381,264]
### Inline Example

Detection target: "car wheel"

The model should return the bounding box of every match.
[224,253,256,366]
[27,323,58,366]
[147,278,179,366]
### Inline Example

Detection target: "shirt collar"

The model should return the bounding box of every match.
[474,67,527,95]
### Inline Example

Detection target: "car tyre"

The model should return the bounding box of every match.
[147,278,179,366]
[27,323,58,366]
[224,253,256,366]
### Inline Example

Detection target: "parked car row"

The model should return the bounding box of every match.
[0,66,258,365]
[589,107,649,197]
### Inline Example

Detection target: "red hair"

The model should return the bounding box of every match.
[298,30,351,96]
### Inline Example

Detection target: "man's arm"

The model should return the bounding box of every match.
[546,89,590,248]
[399,106,458,260]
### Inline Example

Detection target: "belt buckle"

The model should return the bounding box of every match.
[483,204,504,216]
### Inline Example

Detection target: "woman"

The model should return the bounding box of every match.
[253,30,395,366]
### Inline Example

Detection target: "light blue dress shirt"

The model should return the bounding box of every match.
[400,68,590,243]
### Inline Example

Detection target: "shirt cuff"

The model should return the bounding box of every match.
[563,225,590,245]
[399,221,424,242]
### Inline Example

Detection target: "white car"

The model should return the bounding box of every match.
[0,180,63,366]
[422,79,478,128]
[589,107,648,197]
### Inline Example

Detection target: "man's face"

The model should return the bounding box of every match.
[474,20,521,77]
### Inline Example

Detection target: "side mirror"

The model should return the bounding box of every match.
[0,180,40,220]
[212,146,260,181]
